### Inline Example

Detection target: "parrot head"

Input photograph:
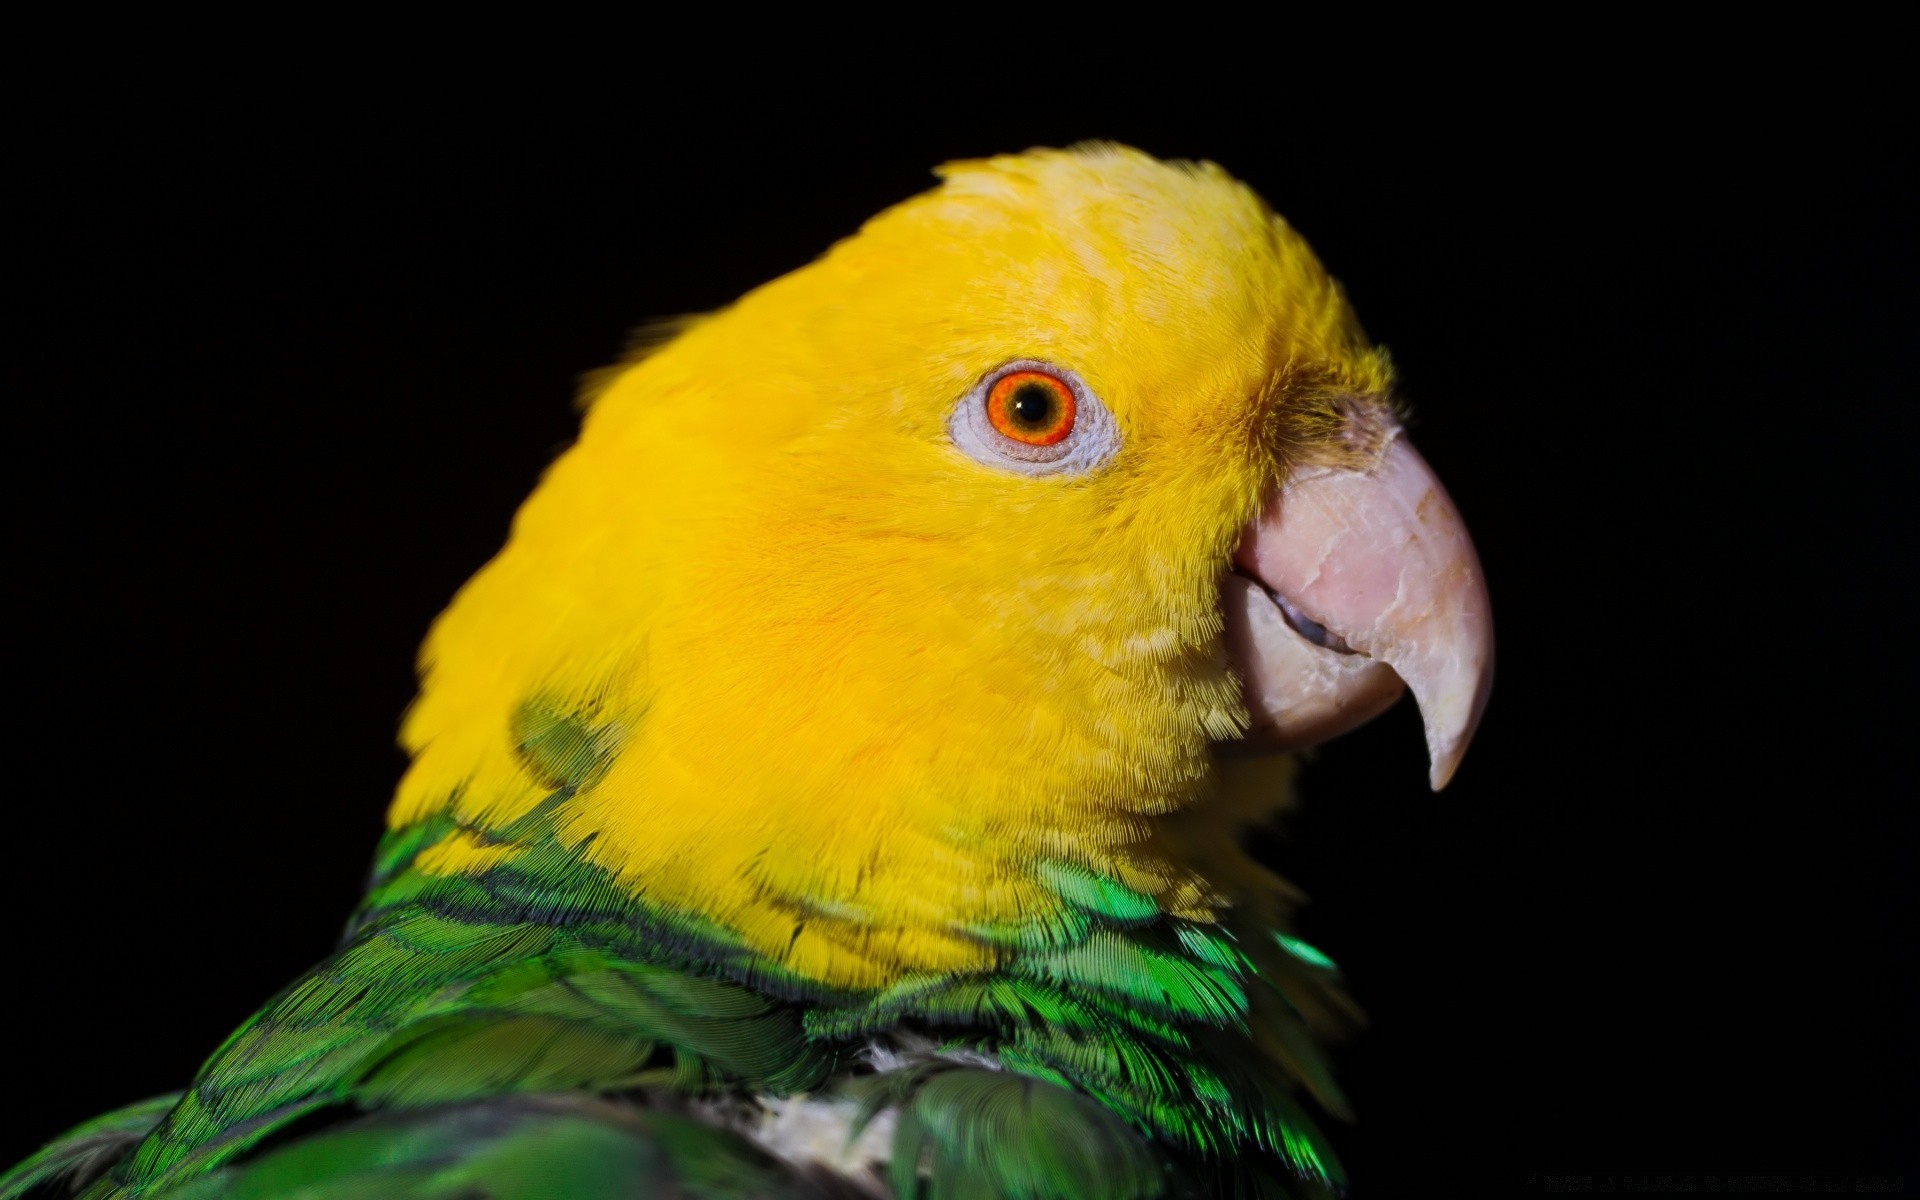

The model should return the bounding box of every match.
[393,144,1492,987]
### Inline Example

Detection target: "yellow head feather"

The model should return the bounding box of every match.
[393,144,1392,988]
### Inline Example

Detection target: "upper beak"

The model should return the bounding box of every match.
[1223,425,1494,790]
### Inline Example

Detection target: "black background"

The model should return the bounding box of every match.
[9,47,1914,1195]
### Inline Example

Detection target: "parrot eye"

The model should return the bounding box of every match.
[987,371,1076,446]
[949,360,1120,477]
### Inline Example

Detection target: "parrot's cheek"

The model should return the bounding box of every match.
[1227,429,1494,790]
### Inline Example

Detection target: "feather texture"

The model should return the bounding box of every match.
[4,144,1403,1198]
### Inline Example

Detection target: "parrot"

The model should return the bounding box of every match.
[3,143,1492,1199]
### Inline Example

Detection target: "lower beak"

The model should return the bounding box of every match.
[1224,427,1494,790]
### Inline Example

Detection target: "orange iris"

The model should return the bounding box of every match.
[986,371,1077,446]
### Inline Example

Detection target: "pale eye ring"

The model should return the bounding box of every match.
[948,360,1121,477]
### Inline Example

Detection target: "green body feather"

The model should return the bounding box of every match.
[5,710,1353,1200]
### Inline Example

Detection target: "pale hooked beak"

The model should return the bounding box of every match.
[1222,426,1494,790]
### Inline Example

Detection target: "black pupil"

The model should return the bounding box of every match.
[1009,382,1056,427]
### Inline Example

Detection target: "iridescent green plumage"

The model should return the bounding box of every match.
[6,743,1353,1199]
